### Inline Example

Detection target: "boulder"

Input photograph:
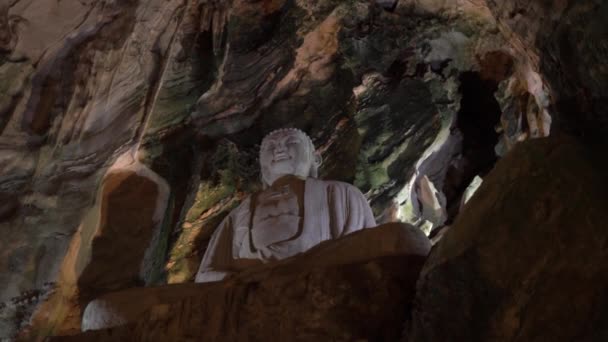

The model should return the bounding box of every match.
[406,137,608,341]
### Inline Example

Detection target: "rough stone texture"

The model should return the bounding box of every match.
[485,0,608,141]
[406,136,608,341]
[0,0,191,337]
[16,153,170,339]
[54,223,430,341]
[459,175,482,209]
[0,1,502,314]
[3,0,605,338]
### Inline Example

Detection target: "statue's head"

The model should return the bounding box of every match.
[259,128,322,187]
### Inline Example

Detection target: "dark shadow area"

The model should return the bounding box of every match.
[442,71,501,224]
[457,72,501,176]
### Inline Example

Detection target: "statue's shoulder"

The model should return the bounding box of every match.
[311,179,366,196]
[322,179,358,188]
[226,195,253,219]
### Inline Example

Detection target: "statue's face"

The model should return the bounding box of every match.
[260,130,318,186]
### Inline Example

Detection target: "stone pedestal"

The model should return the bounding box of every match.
[50,223,430,341]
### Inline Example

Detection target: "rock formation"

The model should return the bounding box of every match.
[59,223,430,341]
[0,0,606,340]
[406,136,608,341]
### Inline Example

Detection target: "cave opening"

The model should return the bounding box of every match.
[443,71,502,224]
[457,72,501,175]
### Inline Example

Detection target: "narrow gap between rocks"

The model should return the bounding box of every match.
[442,71,502,226]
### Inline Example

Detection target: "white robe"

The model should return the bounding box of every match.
[195,178,376,283]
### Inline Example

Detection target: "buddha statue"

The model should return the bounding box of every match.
[195,128,377,282]
[79,128,430,333]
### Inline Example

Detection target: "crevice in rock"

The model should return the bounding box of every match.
[458,72,501,173]
[134,3,187,151]
[441,71,501,225]
[20,2,133,138]
[0,78,24,134]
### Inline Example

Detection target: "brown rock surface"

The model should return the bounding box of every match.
[1,0,606,338]
[20,155,170,339]
[52,223,430,341]
[406,136,608,341]
[3,2,486,321]
[485,0,608,140]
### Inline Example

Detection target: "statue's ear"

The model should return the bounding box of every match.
[313,151,323,168]
[309,151,322,178]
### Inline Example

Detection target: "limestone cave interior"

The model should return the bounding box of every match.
[1,0,607,340]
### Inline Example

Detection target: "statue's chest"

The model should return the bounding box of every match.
[250,185,303,249]
[254,187,301,218]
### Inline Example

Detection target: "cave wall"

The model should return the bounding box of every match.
[3,0,605,338]
[485,0,608,139]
